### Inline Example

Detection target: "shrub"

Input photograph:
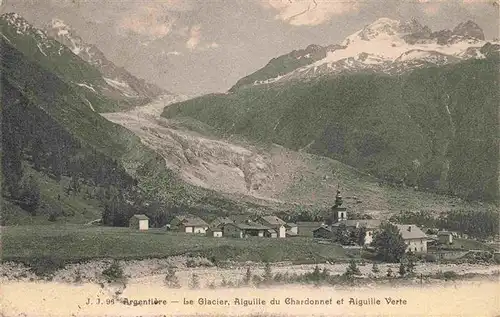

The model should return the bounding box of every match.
[435,270,458,280]
[386,267,393,277]
[262,262,273,283]
[344,260,361,276]
[252,274,262,286]
[243,267,252,285]
[189,273,200,289]
[371,263,380,273]
[48,213,58,222]
[442,271,458,280]
[102,260,124,283]
[398,262,406,277]
[273,272,283,282]
[220,277,228,287]
[29,256,66,278]
[425,254,437,262]
[74,268,83,283]
[165,267,181,288]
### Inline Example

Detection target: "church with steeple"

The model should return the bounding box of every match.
[312,187,382,245]
[331,189,347,222]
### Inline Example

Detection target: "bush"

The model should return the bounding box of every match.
[425,254,437,262]
[371,263,380,273]
[74,268,83,283]
[165,267,181,288]
[189,273,200,289]
[186,259,196,268]
[102,260,124,282]
[252,274,262,286]
[436,270,458,280]
[344,260,361,276]
[29,256,66,278]
[398,262,406,277]
[262,262,273,284]
[386,267,393,277]
[243,267,252,285]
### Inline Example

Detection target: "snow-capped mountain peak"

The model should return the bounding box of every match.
[246,17,497,86]
[46,18,169,100]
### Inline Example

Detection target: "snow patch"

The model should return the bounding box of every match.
[0,32,11,44]
[104,77,138,98]
[36,43,47,56]
[84,98,95,112]
[75,83,97,93]
[254,74,285,85]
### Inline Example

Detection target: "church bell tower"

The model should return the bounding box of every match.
[331,188,347,222]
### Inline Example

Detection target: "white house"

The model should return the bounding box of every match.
[129,214,149,231]
[438,231,453,245]
[206,227,223,237]
[170,215,209,234]
[256,215,286,238]
[395,224,428,253]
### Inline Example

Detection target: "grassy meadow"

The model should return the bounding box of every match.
[1,225,349,264]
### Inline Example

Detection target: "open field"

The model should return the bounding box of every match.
[1,225,349,264]
[445,238,497,252]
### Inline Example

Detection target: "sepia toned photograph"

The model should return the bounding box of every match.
[0,0,499,316]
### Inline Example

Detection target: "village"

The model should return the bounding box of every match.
[128,190,461,255]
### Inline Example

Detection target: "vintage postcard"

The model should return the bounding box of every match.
[1,0,499,316]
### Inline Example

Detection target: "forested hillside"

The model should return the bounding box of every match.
[163,57,499,203]
[0,36,260,226]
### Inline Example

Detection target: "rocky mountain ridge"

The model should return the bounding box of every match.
[47,18,167,101]
[232,18,499,89]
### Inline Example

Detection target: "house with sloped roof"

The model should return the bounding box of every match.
[331,219,382,245]
[210,216,234,229]
[170,214,209,234]
[129,214,149,231]
[296,222,325,237]
[256,215,286,238]
[313,225,333,239]
[222,221,270,238]
[285,223,298,237]
[206,227,223,237]
[437,231,453,245]
[395,224,428,253]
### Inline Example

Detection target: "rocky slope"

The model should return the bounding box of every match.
[47,18,168,101]
[0,13,168,112]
